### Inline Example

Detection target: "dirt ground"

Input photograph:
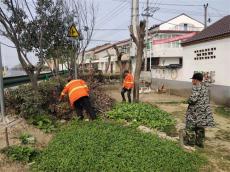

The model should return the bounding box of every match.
[105,84,230,172]
[0,117,53,172]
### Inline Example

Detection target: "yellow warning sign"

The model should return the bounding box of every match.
[68,24,80,38]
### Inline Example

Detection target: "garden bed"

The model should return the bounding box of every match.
[33,120,205,172]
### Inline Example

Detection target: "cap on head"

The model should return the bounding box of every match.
[191,73,203,82]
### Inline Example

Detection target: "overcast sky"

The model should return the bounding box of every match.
[1,0,230,68]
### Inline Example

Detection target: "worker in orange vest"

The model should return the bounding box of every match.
[121,70,134,103]
[59,76,96,120]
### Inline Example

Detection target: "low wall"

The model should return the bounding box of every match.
[151,78,230,106]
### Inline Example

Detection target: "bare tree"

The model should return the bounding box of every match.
[130,20,146,102]
[113,45,125,82]
[105,50,112,73]
[64,0,96,76]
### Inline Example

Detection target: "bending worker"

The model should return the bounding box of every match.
[121,70,134,103]
[59,77,96,120]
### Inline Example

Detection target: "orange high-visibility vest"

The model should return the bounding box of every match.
[123,73,134,89]
[60,79,89,108]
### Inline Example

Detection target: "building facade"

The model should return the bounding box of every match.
[146,14,204,71]
[151,15,230,106]
[81,39,131,74]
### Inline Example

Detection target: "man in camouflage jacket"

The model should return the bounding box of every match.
[184,73,215,148]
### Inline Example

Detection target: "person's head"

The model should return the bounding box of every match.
[67,75,73,82]
[123,70,129,77]
[191,73,203,85]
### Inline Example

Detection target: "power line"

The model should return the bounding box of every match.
[96,2,128,26]
[113,0,203,7]
[151,17,204,28]
[96,2,129,27]
[155,7,223,18]
[94,28,128,31]
[96,2,125,23]
[209,6,228,17]
[209,6,230,14]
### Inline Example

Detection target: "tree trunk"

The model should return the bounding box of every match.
[113,45,124,84]
[133,50,143,102]
[55,58,59,75]
[105,50,112,73]
[118,61,123,83]
[130,20,146,102]
[28,72,38,90]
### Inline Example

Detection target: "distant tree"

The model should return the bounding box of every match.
[113,45,125,82]
[0,0,69,89]
[130,20,146,102]
[68,0,96,76]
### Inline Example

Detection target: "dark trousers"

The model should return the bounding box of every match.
[74,96,96,120]
[121,88,132,103]
[184,126,205,147]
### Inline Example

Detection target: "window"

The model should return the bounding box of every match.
[151,58,160,66]
[184,23,188,31]
[179,58,183,65]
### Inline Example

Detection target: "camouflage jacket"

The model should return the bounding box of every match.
[185,82,215,128]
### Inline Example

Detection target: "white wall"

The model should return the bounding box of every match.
[152,47,183,58]
[159,14,204,31]
[151,68,184,81]
[182,37,230,86]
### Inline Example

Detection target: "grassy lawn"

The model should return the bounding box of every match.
[33,120,205,172]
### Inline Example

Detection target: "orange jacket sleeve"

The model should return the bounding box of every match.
[60,81,72,99]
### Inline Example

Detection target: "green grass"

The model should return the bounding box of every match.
[155,100,186,104]
[33,120,205,172]
[107,102,176,133]
[215,106,230,117]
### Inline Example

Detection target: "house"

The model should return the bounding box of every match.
[150,15,230,106]
[181,15,230,105]
[82,39,131,74]
[146,13,204,71]
[78,43,112,70]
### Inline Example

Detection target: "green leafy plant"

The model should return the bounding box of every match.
[107,102,176,133]
[19,133,35,145]
[28,115,57,133]
[33,121,206,172]
[1,146,40,162]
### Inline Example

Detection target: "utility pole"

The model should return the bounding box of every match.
[143,0,149,71]
[130,0,139,75]
[142,3,159,71]
[204,3,208,28]
[0,43,5,122]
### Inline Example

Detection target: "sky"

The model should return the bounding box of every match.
[0,0,230,68]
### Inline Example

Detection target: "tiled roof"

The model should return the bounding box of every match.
[182,15,230,46]
[85,43,111,53]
